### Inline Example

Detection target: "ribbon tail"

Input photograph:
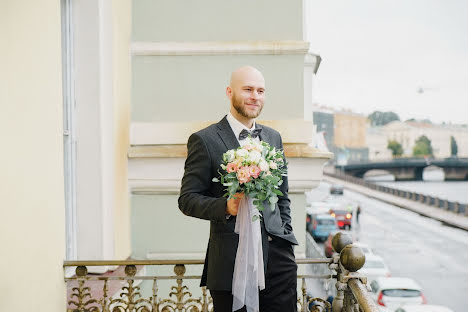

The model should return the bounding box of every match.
[232,197,265,312]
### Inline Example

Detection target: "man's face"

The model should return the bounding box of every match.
[231,82,265,119]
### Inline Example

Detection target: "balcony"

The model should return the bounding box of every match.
[64,234,378,312]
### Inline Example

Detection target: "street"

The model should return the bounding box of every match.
[306,182,468,312]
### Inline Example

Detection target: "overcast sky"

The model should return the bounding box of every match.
[308,0,468,124]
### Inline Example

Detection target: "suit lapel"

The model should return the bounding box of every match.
[256,123,271,144]
[216,116,240,151]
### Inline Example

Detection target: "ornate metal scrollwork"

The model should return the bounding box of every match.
[68,280,100,312]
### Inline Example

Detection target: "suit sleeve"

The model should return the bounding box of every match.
[278,135,293,233]
[178,133,228,223]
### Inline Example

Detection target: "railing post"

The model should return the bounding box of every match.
[330,233,379,312]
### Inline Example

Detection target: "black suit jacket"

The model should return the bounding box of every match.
[178,116,298,291]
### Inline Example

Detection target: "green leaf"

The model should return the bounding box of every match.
[272,189,283,196]
[268,196,278,204]
[252,215,259,222]
[223,182,233,186]
[257,202,265,211]
[270,203,275,211]
[212,177,219,182]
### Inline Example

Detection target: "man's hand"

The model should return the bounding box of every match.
[226,193,244,216]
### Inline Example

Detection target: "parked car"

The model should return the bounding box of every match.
[329,208,352,229]
[324,231,337,257]
[358,254,391,282]
[354,242,376,257]
[395,304,454,312]
[307,202,333,215]
[370,277,426,311]
[307,213,338,242]
[324,230,351,258]
[330,184,344,195]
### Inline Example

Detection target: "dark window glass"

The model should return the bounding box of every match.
[382,289,421,297]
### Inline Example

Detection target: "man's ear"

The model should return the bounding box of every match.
[226,86,233,99]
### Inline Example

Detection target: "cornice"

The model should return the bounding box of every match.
[128,143,333,159]
[131,41,310,56]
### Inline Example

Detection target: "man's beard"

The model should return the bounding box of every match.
[232,93,263,119]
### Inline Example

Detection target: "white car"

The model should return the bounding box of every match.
[306,202,334,215]
[395,304,454,312]
[359,254,391,282]
[354,242,376,257]
[370,277,426,311]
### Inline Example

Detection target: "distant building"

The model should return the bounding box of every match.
[378,121,468,158]
[367,126,392,160]
[313,111,334,149]
[312,105,369,163]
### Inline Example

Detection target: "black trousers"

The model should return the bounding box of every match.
[210,237,297,312]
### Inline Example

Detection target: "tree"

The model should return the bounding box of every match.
[368,111,400,126]
[450,136,458,157]
[387,140,403,157]
[413,135,433,157]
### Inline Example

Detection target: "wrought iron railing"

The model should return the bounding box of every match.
[64,234,378,312]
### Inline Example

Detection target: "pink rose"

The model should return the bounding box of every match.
[226,162,238,173]
[243,144,254,151]
[237,167,251,184]
[248,165,261,179]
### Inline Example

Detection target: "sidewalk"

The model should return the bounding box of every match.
[324,175,468,231]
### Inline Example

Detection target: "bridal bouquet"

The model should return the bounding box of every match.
[212,137,287,219]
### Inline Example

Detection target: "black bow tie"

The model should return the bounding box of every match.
[239,128,262,140]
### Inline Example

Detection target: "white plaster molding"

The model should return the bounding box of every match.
[73,0,115,260]
[128,157,328,195]
[304,53,321,73]
[131,41,310,56]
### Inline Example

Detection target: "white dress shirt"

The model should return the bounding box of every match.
[226,112,260,146]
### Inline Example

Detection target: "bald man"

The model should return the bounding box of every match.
[179,66,298,312]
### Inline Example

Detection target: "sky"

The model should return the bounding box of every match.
[307,0,468,124]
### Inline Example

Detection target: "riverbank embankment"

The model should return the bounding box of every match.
[324,174,468,231]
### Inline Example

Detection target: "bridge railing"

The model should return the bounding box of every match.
[325,172,468,216]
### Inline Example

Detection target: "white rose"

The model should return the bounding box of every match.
[236,148,249,158]
[269,161,278,170]
[247,150,262,164]
[259,159,269,171]
[268,148,276,158]
[226,150,235,162]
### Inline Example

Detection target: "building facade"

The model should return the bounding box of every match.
[381,121,468,158]
[1,0,332,310]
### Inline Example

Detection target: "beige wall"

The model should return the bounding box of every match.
[0,1,66,311]
[333,113,367,148]
[113,0,132,260]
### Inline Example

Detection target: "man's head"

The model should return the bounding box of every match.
[226,66,265,128]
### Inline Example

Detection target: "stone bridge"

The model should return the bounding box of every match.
[337,158,468,181]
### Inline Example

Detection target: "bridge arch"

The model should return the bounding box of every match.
[362,169,395,181]
[422,165,445,181]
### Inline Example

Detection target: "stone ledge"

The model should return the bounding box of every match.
[128,143,333,159]
[131,40,310,56]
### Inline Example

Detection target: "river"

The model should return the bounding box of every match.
[365,169,468,204]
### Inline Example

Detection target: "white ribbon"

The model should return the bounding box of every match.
[232,196,265,312]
